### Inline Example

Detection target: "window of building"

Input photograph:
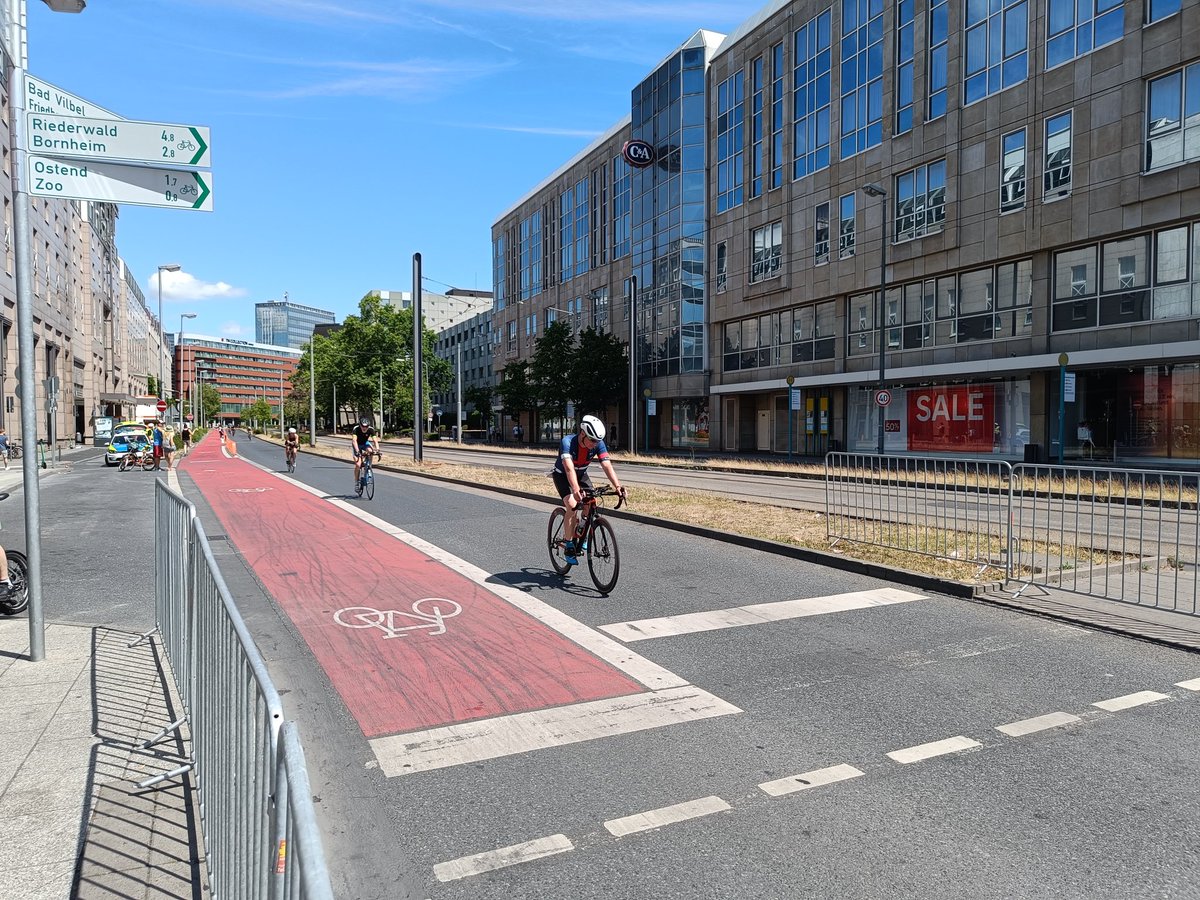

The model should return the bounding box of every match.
[1044,111,1073,197]
[506,320,517,352]
[896,0,916,134]
[895,160,947,241]
[590,164,608,269]
[840,0,884,159]
[928,0,949,119]
[574,179,589,277]
[559,189,573,282]
[964,0,1028,105]
[715,241,728,293]
[770,42,785,189]
[839,193,856,259]
[492,235,506,311]
[612,156,631,258]
[792,8,832,180]
[815,202,830,265]
[1146,0,1180,22]
[716,70,745,213]
[1146,63,1200,172]
[723,300,835,372]
[1047,0,1124,69]
[751,57,764,199]
[1001,129,1027,212]
[751,222,783,283]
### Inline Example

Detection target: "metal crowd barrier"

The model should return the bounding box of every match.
[135,481,334,899]
[1010,464,1199,615]
[825,452,1013,578]
[824,453,1199,617]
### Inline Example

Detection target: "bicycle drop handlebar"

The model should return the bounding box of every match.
[581,484,627,511]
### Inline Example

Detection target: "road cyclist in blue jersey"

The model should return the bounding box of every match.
[552,415,625,566]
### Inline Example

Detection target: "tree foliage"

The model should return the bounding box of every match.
[530,320,575,424]
[292,293,451,430]
[464,384,494,426]
[570,327,628,420]
[242,398,273,428]
[200,384,221,424]
[495,359,536,422]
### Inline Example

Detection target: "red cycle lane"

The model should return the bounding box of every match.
[178,439,644,738]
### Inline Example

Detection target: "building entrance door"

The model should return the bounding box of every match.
[723,398,738,451]
[756,409,771,451]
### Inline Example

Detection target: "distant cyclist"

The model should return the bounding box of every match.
[553,415,624,565]
[349,416,380,488]
[284,427,300,468]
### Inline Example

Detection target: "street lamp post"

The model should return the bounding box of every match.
[627,274,637,456]
[861,182,888,456]
[179,312,195,425]
[156,264,181,412]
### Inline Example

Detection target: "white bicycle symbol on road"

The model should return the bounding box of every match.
[333,598,462,638]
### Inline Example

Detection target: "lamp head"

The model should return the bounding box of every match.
[158,263,182,273]
[42,0,87,11]
[861,182,887,198]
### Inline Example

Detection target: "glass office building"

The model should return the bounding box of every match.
[255,300,336,350]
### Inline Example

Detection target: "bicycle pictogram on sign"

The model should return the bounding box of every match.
[333,598,462,638]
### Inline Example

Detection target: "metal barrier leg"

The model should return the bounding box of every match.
[137,760,194,790]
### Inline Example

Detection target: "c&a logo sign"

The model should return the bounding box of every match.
[622,139,655,169]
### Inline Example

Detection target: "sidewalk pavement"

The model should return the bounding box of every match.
[0,446,208,899]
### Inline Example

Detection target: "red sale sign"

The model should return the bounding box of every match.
[907,386,995,451]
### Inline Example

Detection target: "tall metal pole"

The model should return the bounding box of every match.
[279,367,284,439]
[413,253,423,462]
[9,0,45,659]
[456,343,462,445]
[332,383,336,434]
[308,339,316,446]
[378,369,383,433]
[627,274,637,456]
[876,213,887,456]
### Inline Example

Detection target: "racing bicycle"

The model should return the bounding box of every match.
[285,443,298,473]
[547,485,625,594]
[119,447,157,472]
[0,492,30,616]
[355,450,379,500]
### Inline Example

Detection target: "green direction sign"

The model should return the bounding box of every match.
[27,113,210,167]
[28,156,212,211]
[25,74,120,120]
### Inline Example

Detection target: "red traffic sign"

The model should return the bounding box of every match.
[156,399,168,413]
[874,389,892,408]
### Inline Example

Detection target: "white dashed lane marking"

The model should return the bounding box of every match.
[600,588,926,642]
[887,735,981,764]
[1092,690,1170,712]
[1175,677,1200,691]
[759,763,865,797]
[604,796,731,837]
[995,711,1081,737]
[433,834,574,883]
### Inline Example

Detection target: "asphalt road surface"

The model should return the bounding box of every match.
[62,434,1200,899]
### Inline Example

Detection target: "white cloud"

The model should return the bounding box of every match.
[221,322,249,337]
[152,269,248,302]
[413,0,738,23]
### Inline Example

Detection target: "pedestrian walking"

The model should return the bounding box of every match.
[151,422,165,471]
[0,428,9,470]
[163,426,177,470]
[181,424,192,456]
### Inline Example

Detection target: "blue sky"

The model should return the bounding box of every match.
[32,0,765,340]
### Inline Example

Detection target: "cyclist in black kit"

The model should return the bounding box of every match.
[349,416,380,488]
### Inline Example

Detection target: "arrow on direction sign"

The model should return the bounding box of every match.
[28,156,213,211]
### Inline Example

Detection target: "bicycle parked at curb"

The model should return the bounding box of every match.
[0,492,30,616]
[355,450,379,500]
[547,484,625,593]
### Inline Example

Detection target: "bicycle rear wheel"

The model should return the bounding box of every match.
[547,508,571,575]
[586,517,620,594]
[364,470,375,500]
[0,550,30,615]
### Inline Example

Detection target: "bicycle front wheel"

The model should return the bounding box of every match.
[0,550,30,615]
[586,517,620,594]
[547,508,571,575]
[364,471,375,500]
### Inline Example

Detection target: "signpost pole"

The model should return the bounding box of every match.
[627,274,637,457]
[786,376,795,459]
[1057,352,1068,465]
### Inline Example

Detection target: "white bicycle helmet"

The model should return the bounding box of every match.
[580,415,606,442]
[288,427,297,434]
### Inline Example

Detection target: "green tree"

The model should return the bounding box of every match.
[201,383,221,424]
[495,360,536,432]
[242,398,273,428]
[530,320,575,435]
[293,293,451,432]
[464,384,494,428]
[570,327,628,423]
[146,375,159,398]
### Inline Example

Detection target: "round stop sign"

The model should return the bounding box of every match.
[156,399,168,413]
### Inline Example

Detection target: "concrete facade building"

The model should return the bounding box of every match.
[174,335,301,424]
[493,0,1200,464]
[431,309,494,429]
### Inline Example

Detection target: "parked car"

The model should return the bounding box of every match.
[105,432,149,466]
